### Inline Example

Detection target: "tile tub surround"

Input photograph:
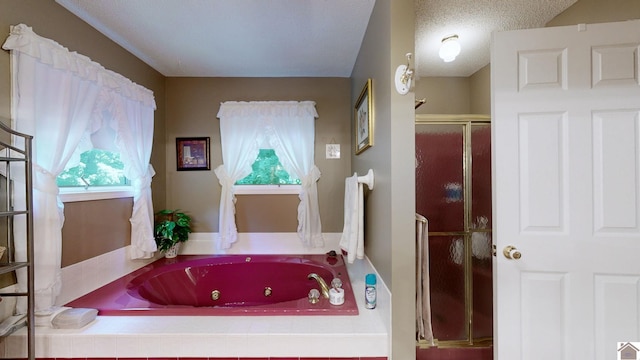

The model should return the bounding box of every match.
[3,234,390,359]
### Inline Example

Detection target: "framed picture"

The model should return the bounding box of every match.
[176,137,210,171]
[355,78,373,154]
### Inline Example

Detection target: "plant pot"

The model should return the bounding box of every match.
[164,243,181,258]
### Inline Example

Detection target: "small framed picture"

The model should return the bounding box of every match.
[355,78,373,155]
[176,137,210,171]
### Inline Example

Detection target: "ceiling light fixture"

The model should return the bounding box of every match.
[439,35,461,63]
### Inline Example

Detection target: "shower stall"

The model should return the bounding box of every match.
[415,114,492,348]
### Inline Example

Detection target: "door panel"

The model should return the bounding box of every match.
[428,234,467,341]
[471,124,492,228]
[520,271,567,359]
[471,124,493,340]
[518,112,567,232]
[594,274,640,358]
[492,20,640,360]
[416,124,465,233]
[593,110,639,232]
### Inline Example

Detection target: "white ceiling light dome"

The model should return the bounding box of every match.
[438,35,461,63]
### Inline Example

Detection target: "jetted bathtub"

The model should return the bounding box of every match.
[66,254,359,315]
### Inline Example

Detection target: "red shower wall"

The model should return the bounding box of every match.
[415,127,492,230]
[415,131,464,232]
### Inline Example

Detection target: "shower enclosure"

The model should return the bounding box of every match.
[415,115,492,348]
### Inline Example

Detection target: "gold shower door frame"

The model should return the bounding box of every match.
[415,114,492,348]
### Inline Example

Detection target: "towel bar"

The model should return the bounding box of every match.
[357,169,374,190]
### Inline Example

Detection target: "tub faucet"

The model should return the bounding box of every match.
[307,273,330,299]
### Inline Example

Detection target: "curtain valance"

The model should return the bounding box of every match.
[2,24,156,109]
[217,101,318,118]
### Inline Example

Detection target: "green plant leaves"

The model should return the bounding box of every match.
[154,209,192,252]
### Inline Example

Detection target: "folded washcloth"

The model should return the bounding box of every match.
[35,306,71,327]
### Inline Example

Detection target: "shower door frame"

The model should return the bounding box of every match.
[415,114,492,348]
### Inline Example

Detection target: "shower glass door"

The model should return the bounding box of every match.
[415,115,492,347]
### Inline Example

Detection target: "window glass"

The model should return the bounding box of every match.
[57,148,127,187]
[236,149,300,185]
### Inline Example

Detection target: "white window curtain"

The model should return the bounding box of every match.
[112,93,156,259]
[214,101,323,249]
[2,24,156,313]
[90,89,156,259]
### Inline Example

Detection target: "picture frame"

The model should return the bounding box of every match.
[176,137,210,171]
[355,78,373,154]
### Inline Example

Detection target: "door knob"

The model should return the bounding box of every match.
[503,245,521,260]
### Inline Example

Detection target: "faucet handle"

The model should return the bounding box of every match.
[308,289,320,304]
[331,277,342,289]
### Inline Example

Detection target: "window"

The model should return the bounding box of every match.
[57,148,133,202]
[234,149,301,195]
[57,148,127,187]
[236,149,300,185]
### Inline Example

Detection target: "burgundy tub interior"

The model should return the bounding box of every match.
[66,254,359,315]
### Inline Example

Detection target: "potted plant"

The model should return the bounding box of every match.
[154,209,192,258]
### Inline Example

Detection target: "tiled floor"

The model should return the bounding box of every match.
[416,346,493,360]
[16,357,388,360]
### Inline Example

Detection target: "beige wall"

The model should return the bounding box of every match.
[235,195,299,232]
[414,76,470,114]
[164,77,352,233]
[547,0,640,26]
[0,0,166,264]
[470,65,491,115]
[61,198,133,267]
[413,65,491,116]
[351,0,416,359]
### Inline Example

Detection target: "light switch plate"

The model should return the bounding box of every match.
[326,144,340,159]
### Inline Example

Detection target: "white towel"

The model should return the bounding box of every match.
[339,173,364,263]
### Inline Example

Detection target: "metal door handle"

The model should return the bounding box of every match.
[503,245,521,260]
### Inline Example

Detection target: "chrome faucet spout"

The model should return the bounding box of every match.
[307,273,330,299]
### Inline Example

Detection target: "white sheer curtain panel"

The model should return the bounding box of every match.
[111,92,156,259]
[2,24,156,312]
[269,106,323,247]
[215,101,322,249]
[214,103,262,249]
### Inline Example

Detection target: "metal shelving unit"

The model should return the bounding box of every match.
[0,121,34,360]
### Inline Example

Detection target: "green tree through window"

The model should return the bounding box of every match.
[57,149,127,187]
[236,149,300,185]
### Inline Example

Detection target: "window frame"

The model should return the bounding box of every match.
[233,184,301,195]
[59,185,133,202]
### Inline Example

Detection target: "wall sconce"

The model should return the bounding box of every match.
[438,35,461,63]
[394,53,414,95]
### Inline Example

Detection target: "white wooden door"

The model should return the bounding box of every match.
[492,20,640,360]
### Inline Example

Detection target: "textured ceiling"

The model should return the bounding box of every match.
[416,0,578,77]
[56,0,578,78]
